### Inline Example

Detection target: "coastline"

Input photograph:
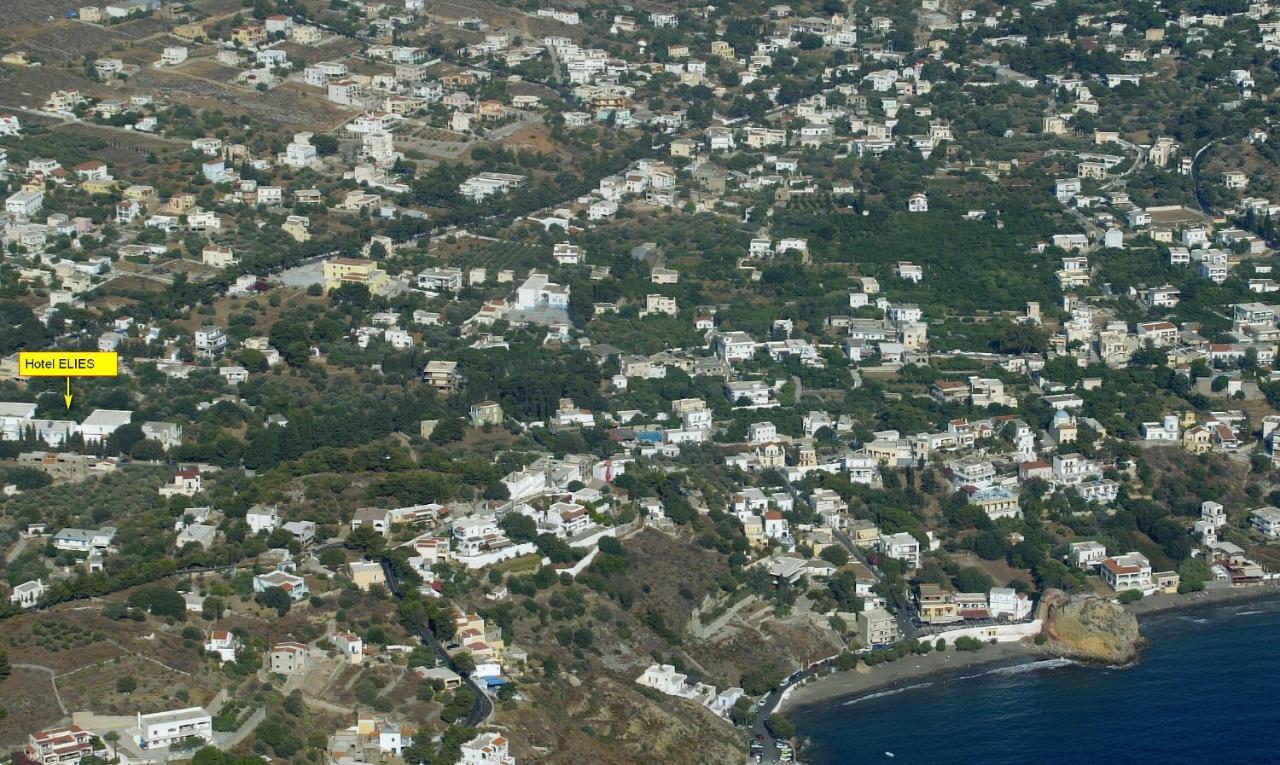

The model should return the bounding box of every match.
[783,584,1280,715]
[1126,581,1280,620]
[780,641,1045,713]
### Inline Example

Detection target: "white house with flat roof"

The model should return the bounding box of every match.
[80,409,132,444]
[135,707,212,750]
[879,532,920,568]
[1250,507,1280,538]
[988,587,1032,620]
[1069,540,1107,568]
[246,504,280,534]
[5,190,44,219]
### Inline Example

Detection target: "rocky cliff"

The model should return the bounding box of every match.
[1039,590,1142,664]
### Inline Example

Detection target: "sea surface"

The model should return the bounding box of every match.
[793,597,1280,765]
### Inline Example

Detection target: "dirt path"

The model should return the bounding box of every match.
[13,663,69,716]
[4,535,30,564]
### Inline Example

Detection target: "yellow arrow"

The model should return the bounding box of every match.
[64,376,73,409]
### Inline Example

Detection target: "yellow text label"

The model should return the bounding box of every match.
[18,351,120,377]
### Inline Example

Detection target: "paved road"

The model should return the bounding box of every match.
[1191,138,1223,215]
[747,656,843,764]
[381,560,494,727]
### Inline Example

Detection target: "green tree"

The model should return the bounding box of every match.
[116,676,137,694]
[128,587,187,620]
[255,586,292,616]
[819,545,850,567]
[451,650,476,675]
[740,663,784,696]
[319,548,347,568]
[766,713,796,740]
[131,439,167,461]
[498,513,537,543]
[953,566,994,593]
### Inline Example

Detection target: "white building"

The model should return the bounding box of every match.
[6,190,44,219]
[161,46,188,66]
[636,663,689,695]
[1250,506,1280,538]
[459,732,515,765]
[988,587,1032,620]
[1069,541,1107,568]
[135,708,212,750]
[246,505,280,534]
[203,630,239,663]
[459,172,526,201]
[280,133,319,168]
[716,331,757,363]
[513,273,569,309]
[253,569,308,600]
[80,409,132,444]
[1141,415,1181,442]
[10,579,46,609]
[879,531,920,568]
[1099,552,1153,593]
[194,326,227,358]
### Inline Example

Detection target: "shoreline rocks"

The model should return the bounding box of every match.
[1039,589,1143,665]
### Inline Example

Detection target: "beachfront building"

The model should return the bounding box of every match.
[857,607,899,647]
[1099,552,1153,594]
[988,587,1033,620]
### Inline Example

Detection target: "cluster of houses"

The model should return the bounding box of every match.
[1068,499,1279,596]
[635,663,745,719]
[24,706,213,765]
[914,584,1035,625]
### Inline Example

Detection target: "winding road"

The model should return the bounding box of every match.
[380,559,494,727]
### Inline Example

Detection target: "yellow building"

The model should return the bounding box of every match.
[1183,426,1211,454]
[165,194,197,214]
[917,584,961,624]
[173,23,206,41]
[82,178,117,195]
[348,561,387,591]
[122,184,157,202]
[231,25,267,47]
[322,257,391,295]
[282,216,310,242]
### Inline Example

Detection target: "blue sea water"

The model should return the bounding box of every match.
[793,597,1280,765]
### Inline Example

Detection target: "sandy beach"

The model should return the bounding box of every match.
[781,641,1045,713]
[1127,581,1280,618]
